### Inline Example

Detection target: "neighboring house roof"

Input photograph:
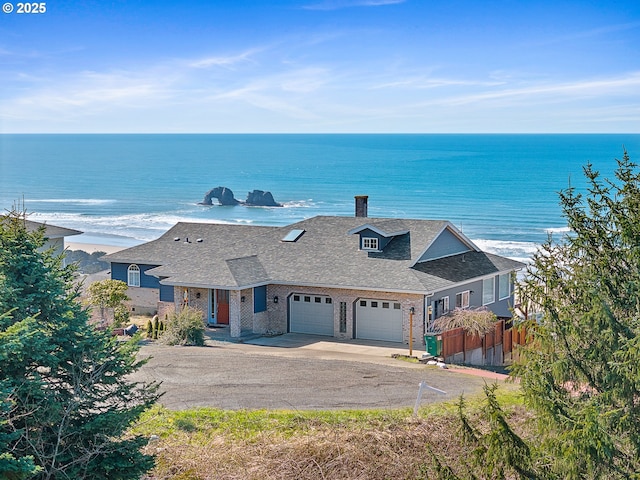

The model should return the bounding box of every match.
[102,216,525,294]
[2,217,83,238]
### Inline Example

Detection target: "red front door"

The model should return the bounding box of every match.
[217,289,229,325]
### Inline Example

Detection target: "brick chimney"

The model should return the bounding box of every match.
[355,195,368,218]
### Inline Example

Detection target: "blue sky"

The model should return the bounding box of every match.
[1,0,639,133]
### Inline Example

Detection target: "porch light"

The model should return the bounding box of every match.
[273,296,279,304]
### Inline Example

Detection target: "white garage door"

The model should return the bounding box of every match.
[289,294,334,336]
[355,299,403,342]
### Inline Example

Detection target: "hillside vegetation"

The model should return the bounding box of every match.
[133,386,527,480]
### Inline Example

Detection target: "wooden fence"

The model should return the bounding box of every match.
[439,319,526,365]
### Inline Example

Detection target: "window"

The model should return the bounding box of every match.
[362,237,378,250]
[360,300,367,307]
[441,296,450,314]
[456,291,470,309]
[371,301,378,308]
[325,298,332,304]
[127,264,140,287]
[281,229,305,242]
[339,302,347,333]
[483,277,495,305]
[499,273,511,300]
[304,296,311,302]
[393,303,401,310]
[315,297,322,303]
[293,295,300,302]
[382,302,389,309]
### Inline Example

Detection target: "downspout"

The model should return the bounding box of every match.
[423,295,431,338]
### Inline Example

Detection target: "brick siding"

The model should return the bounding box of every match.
[167,284,426,343]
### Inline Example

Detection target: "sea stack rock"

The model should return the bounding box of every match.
[245,190,282,207]
[200,186,240,206]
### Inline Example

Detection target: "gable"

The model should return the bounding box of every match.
[416,226,473,263]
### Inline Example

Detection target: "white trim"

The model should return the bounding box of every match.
[455,290,470,309]
[362,237,379,251]
[127,264,140,287]
[482,277,495,305]
[499,273,512,300]
[425,267,517,297]
[441,295,450,314]
[347,224,409,237]
[161,279,431,295]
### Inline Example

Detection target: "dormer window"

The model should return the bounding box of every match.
[362,237,379,250]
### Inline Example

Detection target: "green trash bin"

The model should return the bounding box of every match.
[424,333,442,356]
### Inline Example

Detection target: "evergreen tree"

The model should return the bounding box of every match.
[437,151,640,479]
[0,211,160,479]
[512,150,640,477]
[0,314,41,479]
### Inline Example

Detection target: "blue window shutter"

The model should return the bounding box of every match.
[254,286,267,313]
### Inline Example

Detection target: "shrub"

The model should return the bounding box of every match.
[113,303,130,328]
[152,315,159,340]
[161,307,205,346]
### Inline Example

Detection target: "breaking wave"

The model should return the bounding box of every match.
[27,198,117,205]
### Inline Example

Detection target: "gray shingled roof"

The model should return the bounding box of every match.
[102,216,525,293]
[17,218,82,238]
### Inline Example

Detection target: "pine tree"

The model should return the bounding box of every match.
[512,150,640,477]
[437,151,640,479]
[0,211,161,479]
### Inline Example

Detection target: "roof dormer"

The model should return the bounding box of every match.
[348,221,409,252]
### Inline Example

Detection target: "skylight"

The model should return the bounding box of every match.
[281,229,305,242]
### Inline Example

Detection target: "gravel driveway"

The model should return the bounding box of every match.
[129,335,496,410]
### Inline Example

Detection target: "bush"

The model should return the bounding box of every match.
[161,307,205,346]
[113,303,130,327]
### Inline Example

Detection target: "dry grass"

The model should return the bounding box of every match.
[134,387,530,480]
[433,307,497,337]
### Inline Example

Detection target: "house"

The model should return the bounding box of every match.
[102,197,525,345]
[13,217,82,257]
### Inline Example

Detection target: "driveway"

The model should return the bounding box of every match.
[129,334,500,410]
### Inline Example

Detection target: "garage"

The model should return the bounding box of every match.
[289,294,334,336]
[355,299,403,342]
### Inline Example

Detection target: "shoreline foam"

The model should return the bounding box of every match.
[66,242,126,255]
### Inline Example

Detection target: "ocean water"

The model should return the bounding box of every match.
[1,134,638,262]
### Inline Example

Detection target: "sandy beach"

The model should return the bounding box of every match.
[66,242,126,255]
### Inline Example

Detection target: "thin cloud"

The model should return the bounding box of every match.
[525,21,640,48]
[1,69,175,122]
[439,73,640,106]
[303,0,405,11]
[189,48,263,69]
[371,76,505,90]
